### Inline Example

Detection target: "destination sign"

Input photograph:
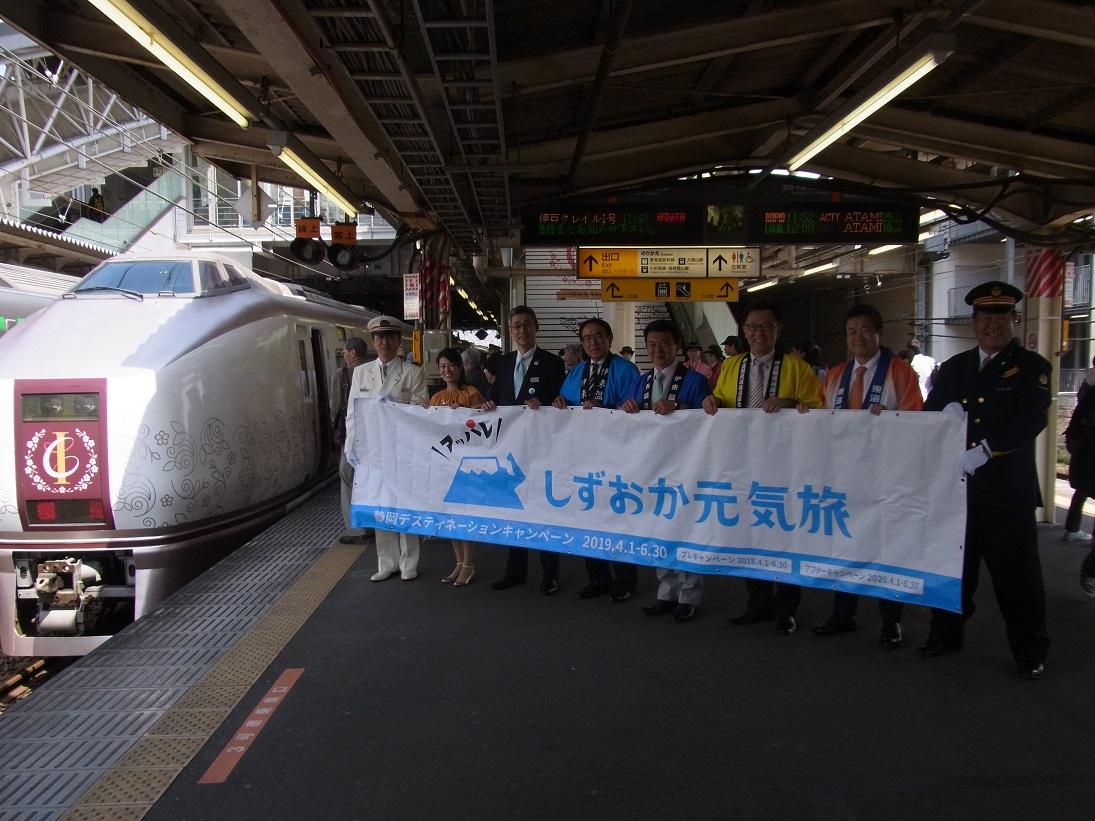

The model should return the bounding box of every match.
[578,247,759,279]
[745,203,919,244]
[522,205,700,246]
[601,278,740,303]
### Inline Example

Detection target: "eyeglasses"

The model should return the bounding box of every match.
[580,333,608,342]
[743,322,777,333]
[508,320,536,330]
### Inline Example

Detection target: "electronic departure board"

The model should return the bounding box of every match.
[521,202,919,247]
[521,205,702,246]
[745,203,919,244]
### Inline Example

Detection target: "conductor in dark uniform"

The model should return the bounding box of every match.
[481,306,567,594]
[919,281,1051,679]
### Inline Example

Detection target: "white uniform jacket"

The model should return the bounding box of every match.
[344,357,428,464]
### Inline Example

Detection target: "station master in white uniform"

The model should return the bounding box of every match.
[344,315,429,581]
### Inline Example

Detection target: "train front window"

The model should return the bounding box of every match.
[23,392,100,421]
[75,261,196,295]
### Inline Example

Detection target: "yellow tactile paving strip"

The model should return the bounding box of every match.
[59,542,365,821]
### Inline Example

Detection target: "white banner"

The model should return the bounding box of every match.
[351,401,967,612]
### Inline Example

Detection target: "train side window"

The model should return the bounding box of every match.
[336,326,347,341]
[199,262,230,293]
[225,264,251,289]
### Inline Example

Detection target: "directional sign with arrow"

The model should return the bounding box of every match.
[600,278,739,302]
[579,247,758,278]
[577,248,638,278]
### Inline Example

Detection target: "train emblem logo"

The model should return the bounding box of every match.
[24,428,99,493]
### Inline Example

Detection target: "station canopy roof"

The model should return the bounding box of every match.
[5,0,1095,299]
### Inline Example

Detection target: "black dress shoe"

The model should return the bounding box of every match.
[540,578,560,596]
[1017,661,1045,680]
[577,583,610,600]
[672,603,698,622]
[812,619,856,637]
[642,599,675,616]
[609,587,634,603]
[729,609,775,626]
[879,622,904,650]
[776,616,797,636]
[916,638,963,657]
[490,576,526,591]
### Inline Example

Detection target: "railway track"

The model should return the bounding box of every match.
[0,657,71,714]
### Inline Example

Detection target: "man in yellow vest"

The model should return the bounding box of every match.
[702,300,823,635]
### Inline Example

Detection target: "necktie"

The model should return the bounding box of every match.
[652,372,666,402]
[748,360,766,408]
[514,356,527,390]
[849,364,867,409]
[381,363,388,382]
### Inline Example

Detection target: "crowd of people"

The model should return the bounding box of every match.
[334,280,1061,680]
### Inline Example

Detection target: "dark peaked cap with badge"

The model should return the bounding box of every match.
[966,280,1023,311]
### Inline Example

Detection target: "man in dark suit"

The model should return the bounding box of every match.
[481,305,566,594]
[919,280,1051,680]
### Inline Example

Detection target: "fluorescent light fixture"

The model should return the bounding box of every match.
[746,279,777,292]
[868,244,902,256]
[449,276,456,285]
[919,209,947,224]
[270,141,358,218]
[918,231,931,242]
[457,288,469,299]
[801,262,835,276]
[87,0,252,129]
[786,34,954,171]
[468,301,478,310]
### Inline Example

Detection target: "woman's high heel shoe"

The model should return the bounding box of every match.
[442,564,461,584]
[453,564,475,587]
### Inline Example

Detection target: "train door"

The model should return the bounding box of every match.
[310,327,332,470]
[294,324,319,479]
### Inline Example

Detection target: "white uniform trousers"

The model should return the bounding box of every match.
[656,568,703,605]
[376,529,420,577]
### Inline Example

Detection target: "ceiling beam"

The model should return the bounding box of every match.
[214,0,422,216]
[1026,87,1095,131]
[850,106,1095,177]
[804,142,1032,223]
[39,8,281,91]
[496,0,899,94]
[966,0,1095,50]
[515,98,801,169]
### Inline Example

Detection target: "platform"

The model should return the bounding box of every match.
[2,486,1095,820]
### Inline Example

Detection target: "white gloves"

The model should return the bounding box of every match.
[961,440,992,476]
[942,402,966,421]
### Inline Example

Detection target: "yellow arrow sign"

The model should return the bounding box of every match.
[578,248,638,278]
[601,278,739,302]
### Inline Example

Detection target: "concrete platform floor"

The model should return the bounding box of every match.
[144,506,1095,821]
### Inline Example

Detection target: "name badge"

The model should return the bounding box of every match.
[530,376,540,383]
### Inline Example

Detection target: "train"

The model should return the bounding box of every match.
[0,262,79,336]
[0,252,381,655]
